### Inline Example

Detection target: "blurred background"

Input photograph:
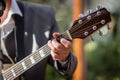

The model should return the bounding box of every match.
[22,0,120,80]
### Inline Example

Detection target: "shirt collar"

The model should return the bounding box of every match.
[10,0,23,16]
[0,0,23,27]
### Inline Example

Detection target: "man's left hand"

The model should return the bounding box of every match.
[47,32,71,62]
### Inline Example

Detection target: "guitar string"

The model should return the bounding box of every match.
[69,15,103,34]
[69,9,109,34]
[69,15,109,38]
[69,11,100,33]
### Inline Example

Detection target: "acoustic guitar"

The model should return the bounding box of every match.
[2,7,111,80]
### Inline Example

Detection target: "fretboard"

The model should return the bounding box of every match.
[2,31,70,80]
[2,44,51,80]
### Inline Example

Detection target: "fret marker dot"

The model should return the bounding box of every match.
[30,56,35,64]
[22,62,27,70]
[39,50,45,57]
[11,69,16,77]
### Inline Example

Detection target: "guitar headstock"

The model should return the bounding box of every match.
[67,7,111,40]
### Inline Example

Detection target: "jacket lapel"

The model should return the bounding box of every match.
[13,1,25,62]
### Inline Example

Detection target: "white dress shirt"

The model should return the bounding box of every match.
[0,0,22,61]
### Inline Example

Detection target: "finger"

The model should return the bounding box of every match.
[47,40,55,50]
[52,39,63,50]
[51,51,61,60]
[48,40,61,52]
[60,38,71,48]
[53,32,60,38]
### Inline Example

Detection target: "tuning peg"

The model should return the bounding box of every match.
[90,36,94,41]
[96,4,102,10]
[87,9,94,14]
[98,30,103,36]
[79,14,84,18]
[107,24,112,30]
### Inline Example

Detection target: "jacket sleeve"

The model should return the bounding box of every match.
[54,52,77,78]
[0,56,3,80]
[48,52,77,78]
[0,51,3,61]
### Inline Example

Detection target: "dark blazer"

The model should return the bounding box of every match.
[3,1,77,80]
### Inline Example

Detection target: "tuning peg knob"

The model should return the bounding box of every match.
[96,4,102,10]
[87,9,93,14]
[107,24,112,30]
[90,36,94,41]
[98,30,103,36]
[79,14,84,18]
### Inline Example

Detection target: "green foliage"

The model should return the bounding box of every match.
[85,0,120,80]
[43,0,72,32]
[85,18,120,80]
[86,39,120,80]
[46,65,65,80]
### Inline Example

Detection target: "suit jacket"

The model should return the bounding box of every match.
[3,1,77,80]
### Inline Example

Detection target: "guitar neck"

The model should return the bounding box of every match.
[2,31,70,80]
[2,44,51,80]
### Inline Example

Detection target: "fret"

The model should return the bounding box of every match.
[2,44,51,80]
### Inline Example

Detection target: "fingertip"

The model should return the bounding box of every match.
[47,40,52,46]
[48,40,51,43]
[53,32,60,38]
